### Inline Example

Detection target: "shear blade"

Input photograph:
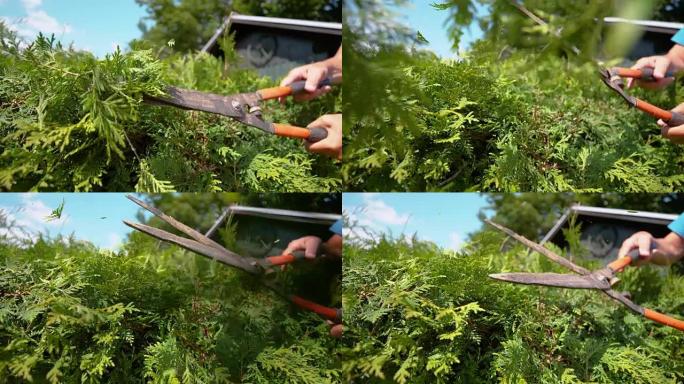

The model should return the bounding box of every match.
[489,272,610,290]
[146,86,246,118]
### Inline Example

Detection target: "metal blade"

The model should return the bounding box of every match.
[124,221,260,274]
[489,272,611,290]
[599,67,637,107]
[144,86,258,118]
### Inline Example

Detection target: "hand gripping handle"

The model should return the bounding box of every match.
[265,252,306,266]
[272,124,328,143]
[258,74,342,100]
[607,249,640,272]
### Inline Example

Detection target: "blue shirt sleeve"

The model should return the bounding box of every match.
[668,213,684,237]
[329,219,342,236]
[672,29,684,46]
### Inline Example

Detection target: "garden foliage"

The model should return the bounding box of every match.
[344,1,684,192]
[0,30,341,192]
[342,230,684,383]
[0,198,341,383]
[344,45,684,191]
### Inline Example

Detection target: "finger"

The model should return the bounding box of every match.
[618,236,638,258]
[637,236,653,259]
[305,67,326,93]
[280,68,306,87]
[627,78,635,89]
[293,88,328,102]
[653,57,672,79]
[283,240,304,256]
[637,77,674,89]
[631,56,656,70]
[662,124,684,144]
[306,137,333,152]
[304,239,318,259]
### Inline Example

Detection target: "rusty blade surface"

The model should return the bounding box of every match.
[144,86,259,118]
[489,272,611,290]
[124,221,261,274]
[599,67,637,107]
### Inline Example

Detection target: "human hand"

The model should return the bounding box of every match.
[617,231,656,266]
[283,236,323,260]
[627,45,684,89]
[305,114,342,160]
[657,102,684,144]
[280,62,335,102]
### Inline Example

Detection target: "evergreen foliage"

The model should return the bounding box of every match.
[0,196,341,383]
[0,31,341,192]
[342,231,684,383]
[343,1,684,192]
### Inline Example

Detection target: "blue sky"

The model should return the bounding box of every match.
[0,193,146,250]
[343,193,491,250]
[396,1,487,58]
[0,0,146,57]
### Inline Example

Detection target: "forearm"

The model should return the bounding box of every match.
[652,232,684,265]
[667,44,684,71]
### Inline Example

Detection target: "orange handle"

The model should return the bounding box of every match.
[258,86,294,100]
[644,308,684,331]
[266,253,301,266]
[289,295,341,322]
[272,123,312,139]
[635,99,672,121]
[615,68,644,78]
[607,249,639,272]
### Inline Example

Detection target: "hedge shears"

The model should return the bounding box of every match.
[144,74,342,143]
[599,67,684,128]
[486,219,684,332]
[122,195,341,324]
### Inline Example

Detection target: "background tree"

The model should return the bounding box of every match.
[477,193,684,241]
[134,0,342,52]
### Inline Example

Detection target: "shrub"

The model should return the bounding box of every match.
[344,44,684,191]
[0,231,341,382]
[341,233,684,383]
[0,33,341,192]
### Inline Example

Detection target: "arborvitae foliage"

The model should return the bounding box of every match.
[0,226,341,382]
[0,32,341,192]
[344,43,684,191]
[342,233,684,383]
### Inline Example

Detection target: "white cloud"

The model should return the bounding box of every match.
[3,0,71,41]
[21,0,41,9]
[104,232,122,250]
[362,194,410,225]
[448,231,464,251]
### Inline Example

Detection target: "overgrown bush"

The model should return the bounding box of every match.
[344,44,684,191]
[0,220,341,382]
[342,232,684,383]
[0,32,341,192]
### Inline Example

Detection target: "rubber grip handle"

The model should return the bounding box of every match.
[306,127,328,143]
[289,295,341,322]
[258,75,341,100]
[667,111,684,127]
[644,308,684,331]
[607,249,640,272]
